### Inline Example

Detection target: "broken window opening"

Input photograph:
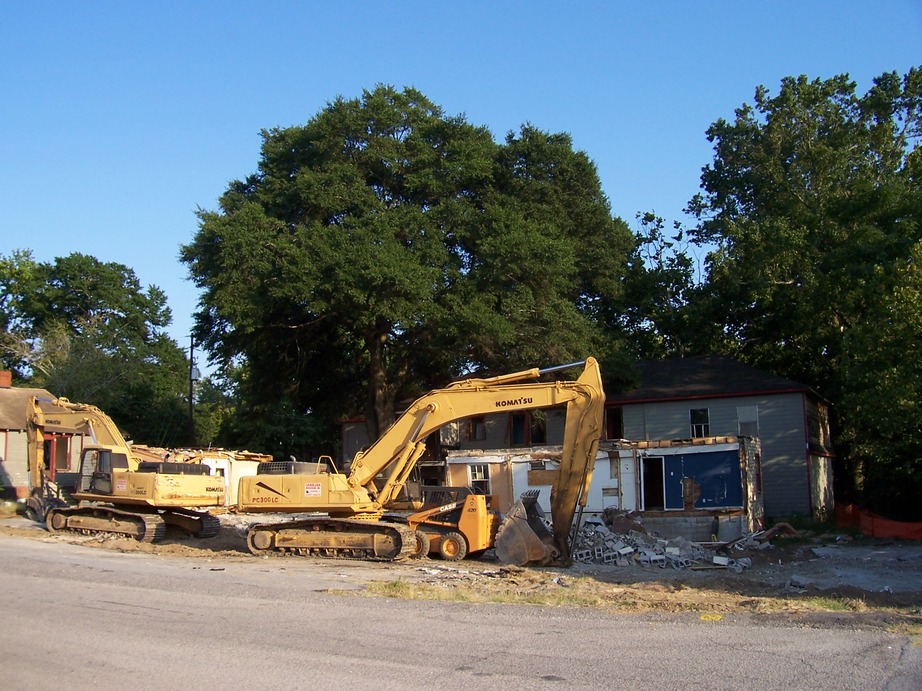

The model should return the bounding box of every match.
[509,411,546,446]
[605,407,624,440]
[468,416,486,441]
[690,408,710,438]
[737,405,759,437]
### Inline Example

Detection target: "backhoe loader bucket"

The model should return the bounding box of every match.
[494,490,558,566]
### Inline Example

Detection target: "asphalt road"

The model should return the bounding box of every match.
[1,533,920,690]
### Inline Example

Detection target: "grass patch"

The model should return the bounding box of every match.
[364,576,617,608]
[886,619,922,636]
[355,573,922,619]
[802,596,867,612]
[0,500,21,518]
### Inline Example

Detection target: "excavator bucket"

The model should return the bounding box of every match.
[494,490,558,566]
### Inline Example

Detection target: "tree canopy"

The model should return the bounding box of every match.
[182,85,634,443]
[10,72,921,519]
[686,68,922,517]
[0,250,192,446]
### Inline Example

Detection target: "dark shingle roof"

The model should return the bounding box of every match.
[608,356,809,404]
[0,387,55,430]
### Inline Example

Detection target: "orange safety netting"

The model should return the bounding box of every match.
[836,503,922,540]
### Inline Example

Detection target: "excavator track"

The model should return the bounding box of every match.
[45,504,166,543]
[246,517,418,561]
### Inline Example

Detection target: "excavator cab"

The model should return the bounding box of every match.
[78,447,130,494]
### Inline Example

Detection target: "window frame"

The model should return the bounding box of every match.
[690,408,710,438]
[509,411,546,446]
[468,463,491,495]
[468,416,487,442]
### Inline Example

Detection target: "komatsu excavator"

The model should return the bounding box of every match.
[238,357,604,566]
[25,397,225,542]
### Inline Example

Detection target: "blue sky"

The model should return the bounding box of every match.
[2,1,920,361]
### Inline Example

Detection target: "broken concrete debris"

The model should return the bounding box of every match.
[570,517,775,574]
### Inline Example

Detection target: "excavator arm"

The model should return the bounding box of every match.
[239,358,604,565]
[28,397,135,460]
[350,359,602,499]
[350,358,604,563]
[26,398,46,499]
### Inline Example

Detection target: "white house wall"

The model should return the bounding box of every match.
[199,456,261,507]
[447,442,751,523]
[448,447,615,517]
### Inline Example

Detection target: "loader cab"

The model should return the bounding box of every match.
[78,447,130,495]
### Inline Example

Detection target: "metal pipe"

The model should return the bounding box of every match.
[409,406,432,443]
[538,360,586,375]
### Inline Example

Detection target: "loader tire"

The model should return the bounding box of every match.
[409,531,431,559]
[438,531,467,561]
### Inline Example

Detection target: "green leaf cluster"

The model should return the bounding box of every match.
[0,251,191,446]
[685,68,922,518]
[182,85,634,442]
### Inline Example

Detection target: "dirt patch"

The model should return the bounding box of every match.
[2,514,921,629]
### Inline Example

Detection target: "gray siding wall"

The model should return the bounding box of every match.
[0,430,29,498]
[621,393,810,517]
[343,410,569,464]
[441,409,567,450]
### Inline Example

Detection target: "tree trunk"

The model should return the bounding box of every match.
[365,331,394,442]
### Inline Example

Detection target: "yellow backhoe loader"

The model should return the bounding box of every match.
[25,397,225,542]
[238,358,604,566]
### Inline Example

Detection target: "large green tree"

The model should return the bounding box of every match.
[614,213,701,360]
[0,251,192,446]
[0,249,41,376]
[686,68,922,517]
[182,86,633,443]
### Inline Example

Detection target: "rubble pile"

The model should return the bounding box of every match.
[570,519,769,574]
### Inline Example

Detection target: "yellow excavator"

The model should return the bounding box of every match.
[238,358,604,566]
[25,397,225,542]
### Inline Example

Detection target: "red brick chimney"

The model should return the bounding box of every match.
[0,370,12,388]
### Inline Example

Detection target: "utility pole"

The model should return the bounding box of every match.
[189,334,199,446]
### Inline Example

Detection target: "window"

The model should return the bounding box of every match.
[605,407,624,440]
[96,451,110,474]
[530,411,547,445]
[690,408,710,438]
[509,412,546,446]
[468,416,486,441]
[469,464,490,494]
[43,433,72,474]
[737,405,759,437]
